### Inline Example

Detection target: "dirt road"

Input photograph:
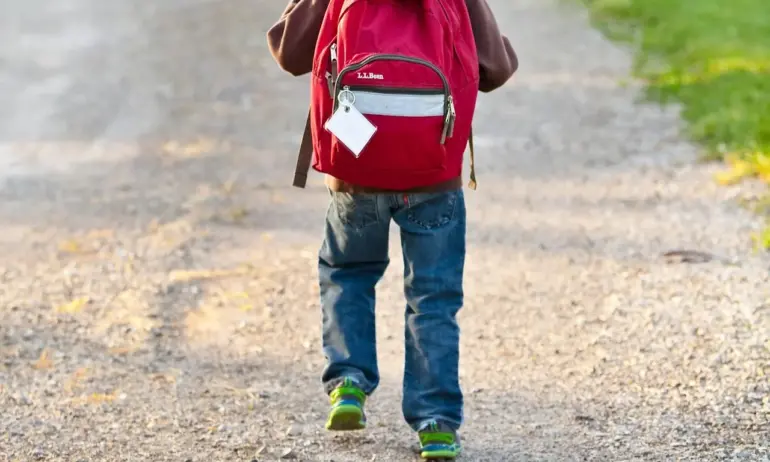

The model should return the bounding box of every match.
[1,0,768,461]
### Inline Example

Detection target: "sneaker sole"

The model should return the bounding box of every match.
[325,404,366,431]
[421,448,459,460]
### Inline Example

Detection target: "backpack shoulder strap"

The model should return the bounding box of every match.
[293,109,313,188]
[468,127,477,190]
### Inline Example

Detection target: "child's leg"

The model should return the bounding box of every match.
[391,190,466,433]
[319,191,391,397]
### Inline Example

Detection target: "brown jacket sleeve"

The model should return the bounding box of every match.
[267,0,518,90]
[267,0,329,76]
[466,0,518,92]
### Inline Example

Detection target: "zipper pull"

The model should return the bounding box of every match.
[447,96,456,138]
[328,43,339,98]
[440,96,455,144]
[337,85,355,112]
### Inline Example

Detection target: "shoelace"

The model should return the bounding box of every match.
[419,422,456,446]
[329,378,366,404]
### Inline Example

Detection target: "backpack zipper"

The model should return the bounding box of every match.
[344,85,443,95]
[333,54,455,144]
[326,43,339,96]
[443,95,456,142]
[334,54,449,103]
[430,0,458,142]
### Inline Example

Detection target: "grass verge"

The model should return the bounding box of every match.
[581,0,770,249]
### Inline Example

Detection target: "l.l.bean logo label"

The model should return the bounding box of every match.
[357,72,384,80]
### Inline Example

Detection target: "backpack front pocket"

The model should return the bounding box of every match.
[329,86,449,173]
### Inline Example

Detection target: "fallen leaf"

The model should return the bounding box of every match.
[108,345,138,355]
[151,372,177,385]
[64,368,90,393]
[33,349,53,370]
[86,229,115,239]
[662,250,717,264]
[222,178,237,195]
[65,391,119,406]
[58,239,82,253]
[714,156,755,185]
[55,297,90,314]
[227,207,248,221]
[90,392,117,403]
[168,267,251,283]
[162,137,217,157]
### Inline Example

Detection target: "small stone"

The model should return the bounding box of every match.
[286,424,301,436]
[732,448,754,460]
[32,448,45,460]
[280,448,295,459]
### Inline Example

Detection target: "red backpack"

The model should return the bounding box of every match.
[292,0,480,191]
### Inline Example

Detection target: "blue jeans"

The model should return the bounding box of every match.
[319,189,466,431]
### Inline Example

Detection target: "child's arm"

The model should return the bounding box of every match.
[466,0,519,92]
[267,0,329,76]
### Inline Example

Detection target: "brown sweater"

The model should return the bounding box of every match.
[267,0,518,193]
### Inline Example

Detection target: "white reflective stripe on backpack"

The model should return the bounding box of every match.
[350,91,445,117]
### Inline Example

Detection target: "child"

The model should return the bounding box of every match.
[267,0,517,458]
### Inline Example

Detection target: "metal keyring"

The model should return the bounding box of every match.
[337,89,356,106]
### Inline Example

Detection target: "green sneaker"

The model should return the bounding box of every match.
[325,378,367,431]
[418,421,461,460]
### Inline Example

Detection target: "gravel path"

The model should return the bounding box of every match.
[1,0,768,461]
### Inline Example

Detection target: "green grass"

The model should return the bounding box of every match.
[582,0,770,248]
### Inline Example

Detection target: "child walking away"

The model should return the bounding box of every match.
[267,0,517,459]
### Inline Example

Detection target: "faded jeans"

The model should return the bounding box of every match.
[318,189,466,431]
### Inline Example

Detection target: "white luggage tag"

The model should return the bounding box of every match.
[324,88,377,158]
